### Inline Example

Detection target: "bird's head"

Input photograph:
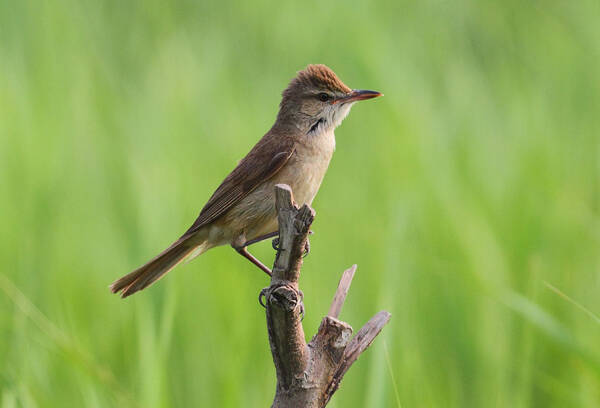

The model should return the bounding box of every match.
[277,64,382,135]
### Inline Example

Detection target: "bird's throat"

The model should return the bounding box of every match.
[308,118,326,134]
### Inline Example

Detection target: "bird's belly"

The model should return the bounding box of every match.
[220,142,333,244]
[281,165,324,206]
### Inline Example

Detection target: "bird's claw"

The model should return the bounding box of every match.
[259,286,305,319]
[272,234,311,256]
[272,237,280,251]
[298,289,305,320]
[259,288,268,308]
[302,239,310,258]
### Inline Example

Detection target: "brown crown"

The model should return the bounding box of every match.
[284,64,352,99]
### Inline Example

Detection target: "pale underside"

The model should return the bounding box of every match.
[185,102,353,261]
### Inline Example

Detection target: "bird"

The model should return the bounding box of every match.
[110,64,382,298]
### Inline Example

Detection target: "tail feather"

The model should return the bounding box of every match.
[110,237,199,298]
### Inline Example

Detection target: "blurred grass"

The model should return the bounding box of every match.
[1,0,599,406]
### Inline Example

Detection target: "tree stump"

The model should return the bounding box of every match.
[263,184,391,407]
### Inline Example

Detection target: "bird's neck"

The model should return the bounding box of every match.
[299,128,336,160]
[272,115,335,150]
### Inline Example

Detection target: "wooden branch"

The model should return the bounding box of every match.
[328,265,357,318]
[322,311,392,405]
[263,184,391,408]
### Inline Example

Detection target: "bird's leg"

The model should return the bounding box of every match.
[234,246,272,277]
[242,231,279,248]
[272,232,312,255]
[233,231,281,277]
[236,229,312,276]
[272,230,313,253]
[243,230,314,253]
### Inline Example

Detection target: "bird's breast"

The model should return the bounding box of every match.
[281,130,335,206]
[219,131,335,243]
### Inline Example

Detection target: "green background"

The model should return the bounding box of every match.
[1,0,599,407]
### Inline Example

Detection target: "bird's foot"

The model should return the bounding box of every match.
[258,286,304,319]
[272,237,309,258]
[258,287,268,308]
[302,230,314,258]
[272,230,313,252]
[298,289,305,320]
[303,238,310,258]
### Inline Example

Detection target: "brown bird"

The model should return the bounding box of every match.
[110,64,381,298]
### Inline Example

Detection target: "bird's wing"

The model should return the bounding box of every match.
[182,134,295,237]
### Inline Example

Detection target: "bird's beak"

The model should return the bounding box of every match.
[333,89,383,104]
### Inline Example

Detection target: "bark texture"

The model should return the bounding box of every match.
[264,184,391,408]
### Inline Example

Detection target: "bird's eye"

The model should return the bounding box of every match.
[318,92,330,102]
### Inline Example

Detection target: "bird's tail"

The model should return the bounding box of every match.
[110,236,204,298]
